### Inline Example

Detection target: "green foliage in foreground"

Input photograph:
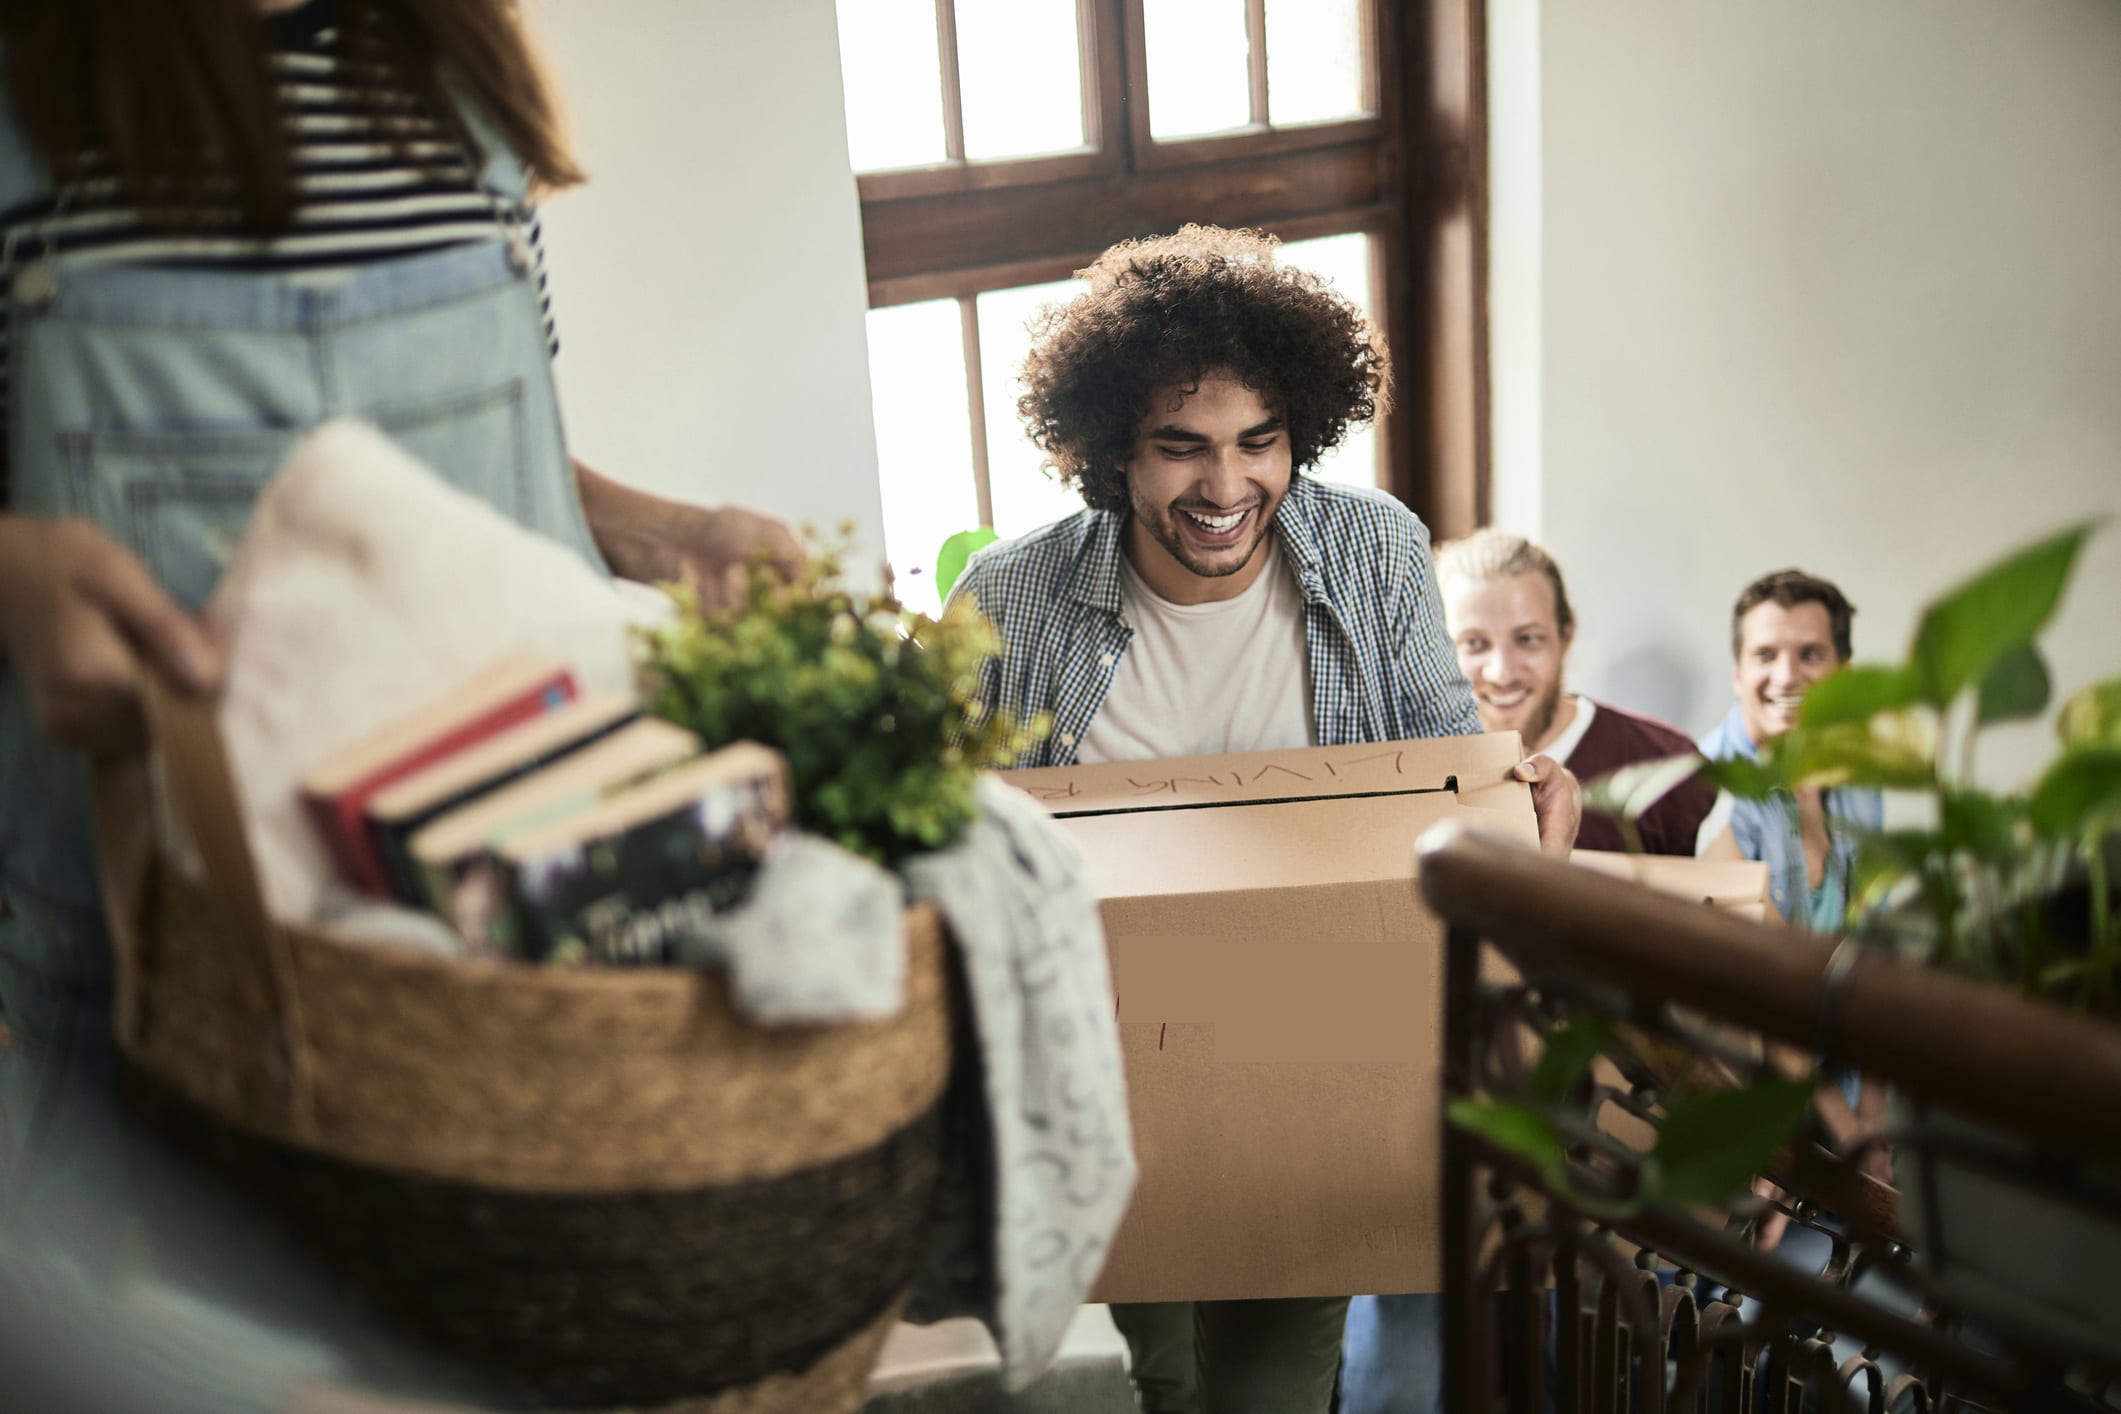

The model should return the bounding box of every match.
[1491,518,2119,1216]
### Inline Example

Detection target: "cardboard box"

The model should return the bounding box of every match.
[1570,850,1774,922]
[1003,733,1537,1304]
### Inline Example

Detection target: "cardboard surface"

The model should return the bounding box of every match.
[1570,850,1774,922]
[1005,734,1537,1304]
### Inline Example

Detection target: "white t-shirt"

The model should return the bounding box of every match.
[1077,537,1315,765]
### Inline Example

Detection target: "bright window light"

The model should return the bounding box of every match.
[864,299,979,615]
[957,0,1087,161]
[834,0,949,173]
[1144,0,1254,139]
[1279,230,1381,487]
[1265,0,1370,127]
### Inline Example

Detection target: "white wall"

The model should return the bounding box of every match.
[522,0,886,569]
[1493,0,2121,791]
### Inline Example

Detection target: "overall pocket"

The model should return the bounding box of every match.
[370,377,529,531]
[58,379,528,614]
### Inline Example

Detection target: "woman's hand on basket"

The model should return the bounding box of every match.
[0,513,225,760]
[572,459,803,610]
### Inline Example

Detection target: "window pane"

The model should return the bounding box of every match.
[977,280,1086,539]
[957,0,1087,161]
[1144,0,1253,140]
[1279,231,1381,487]
[835,0,949,173]
[864,300,980,617]
[1265,0,1369,126]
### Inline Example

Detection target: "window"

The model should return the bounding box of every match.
[837,0,1488,612]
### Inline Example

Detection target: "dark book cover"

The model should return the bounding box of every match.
[370,705,639,905]
[493,748,791,965]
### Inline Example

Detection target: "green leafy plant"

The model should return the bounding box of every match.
[635,534,1047,868]
[1447,1017,1815,1221]
[1693,517,2121,1007]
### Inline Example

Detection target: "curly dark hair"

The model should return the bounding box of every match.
[1017,225,1389,513]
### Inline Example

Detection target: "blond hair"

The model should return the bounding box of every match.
[1434,529,1575,636]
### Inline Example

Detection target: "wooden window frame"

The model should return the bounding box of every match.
[853,0,1489,540]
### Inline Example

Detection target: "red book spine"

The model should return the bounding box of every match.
[303,672,578,897]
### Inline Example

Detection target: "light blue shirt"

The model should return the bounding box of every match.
[1698,703,1883,930]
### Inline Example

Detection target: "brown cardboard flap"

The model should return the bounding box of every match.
[1571,850,1774,921]
[1062,793,1508,898]
[1005,732,1527,817]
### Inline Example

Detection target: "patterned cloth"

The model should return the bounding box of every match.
[949,474,1481,762]
[903,778,1137,1387]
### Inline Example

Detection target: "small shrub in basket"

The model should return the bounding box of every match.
[636,536,1046,869]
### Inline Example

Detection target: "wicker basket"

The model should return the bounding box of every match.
[95,684,955,1412]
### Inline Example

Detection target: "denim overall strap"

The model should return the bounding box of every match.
[0,91,598,992]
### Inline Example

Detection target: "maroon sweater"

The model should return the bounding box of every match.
[1565,698,1719,856]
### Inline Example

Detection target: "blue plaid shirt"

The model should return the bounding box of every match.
[949,474,1482,768]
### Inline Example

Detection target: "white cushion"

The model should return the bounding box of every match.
[207,419,665,924]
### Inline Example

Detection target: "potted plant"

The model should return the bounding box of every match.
[1687,517,2120,1354]
[635,535,1046,868]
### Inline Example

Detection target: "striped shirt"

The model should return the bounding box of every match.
[0,0,557,506]
[948,473,1483,768]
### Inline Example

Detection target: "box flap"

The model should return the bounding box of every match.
[1571,850,1774,921]
[1004,732,1526,817]
[1061,792,1518,897]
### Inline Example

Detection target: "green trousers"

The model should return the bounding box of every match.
[1110,1297,1350,1414]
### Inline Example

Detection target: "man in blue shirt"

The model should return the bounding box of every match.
[950,225,1580,1414]
[1700,568,1887,1187]
[1697,569,1883,929]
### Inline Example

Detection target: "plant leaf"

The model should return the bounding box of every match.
[1798,665,1916,729]
[2030,746,2121,841]
[1938,790,2021,864]
[1581,753,1704,824]
[934,526,1000,602]
[2057,678,2121,749]
[1650,1078,1814,1209]
[1774,712,1937,791]
[1698,754,1784,802]
[1534,1018,1610,1107]
[1976,644,2051,726]
[1446,1100,1568,1182]
[1909,519,2102,707]
[1850,829,1937,917]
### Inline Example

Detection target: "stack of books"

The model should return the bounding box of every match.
[299,654,789,965]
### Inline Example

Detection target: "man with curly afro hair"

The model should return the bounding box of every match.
[948,225,1579,1414]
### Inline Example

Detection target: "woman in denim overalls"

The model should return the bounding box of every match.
[0,0,799,1235]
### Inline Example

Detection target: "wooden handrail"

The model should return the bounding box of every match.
[1418,823,2121,1155]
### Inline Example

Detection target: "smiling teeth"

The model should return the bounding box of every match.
[1186,509,1245,532]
